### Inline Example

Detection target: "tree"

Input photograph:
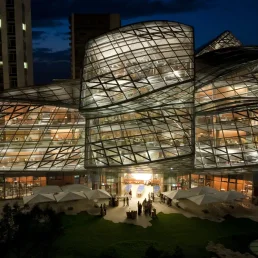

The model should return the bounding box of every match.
[0,203,63,258]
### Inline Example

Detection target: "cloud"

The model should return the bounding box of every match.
[33,48,71,84]
[31,0,217,28]
[32,30,47,40]
[33,48,70,63]
[54,31,70,40]
[32,19,65,28]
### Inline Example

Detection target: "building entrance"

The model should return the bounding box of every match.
[121,173,162,200]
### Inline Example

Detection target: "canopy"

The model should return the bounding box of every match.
[214,191,245,202]
[162,190,193,200]
[188,186,218,196]
[32,185,62,194]
[188,194,220,205]
[85,189,111,200]
[55,191,87,202]
[23,193,56,205]
[61,184,91,192]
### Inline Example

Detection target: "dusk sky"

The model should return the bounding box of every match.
[31,0,258,85]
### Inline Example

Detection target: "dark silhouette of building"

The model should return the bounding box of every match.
[69,13,120,79]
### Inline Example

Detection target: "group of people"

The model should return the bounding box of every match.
[136,193,155,216]
[160,194,172,206]
[142,198,153,216]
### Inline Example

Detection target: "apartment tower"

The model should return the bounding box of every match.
[0,0,34,90]
[69,13,120,79]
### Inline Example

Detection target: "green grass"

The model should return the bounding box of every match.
[50,213,258,258]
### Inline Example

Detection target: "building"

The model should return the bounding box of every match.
[69,13,120,79]
[0,21,257,200]
[0,0,34,91]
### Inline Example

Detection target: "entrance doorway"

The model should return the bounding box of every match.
[121,173,162,200]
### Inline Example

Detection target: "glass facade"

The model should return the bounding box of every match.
[0,21,257,200]
[81,21,194,168]
[0,102,85,171]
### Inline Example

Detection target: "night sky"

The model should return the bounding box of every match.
[31,0,258,85]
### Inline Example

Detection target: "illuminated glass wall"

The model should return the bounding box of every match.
[195,47,258,169]
[0,102,85,171]
[81,21,194,168]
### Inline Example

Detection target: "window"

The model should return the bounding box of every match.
[7,24,15,35]
[8,38,16,48]
[24,62,28,69]
[22,23,26,31]
[7,10,15,20]
[0,19,1,28]
[0,61,3,65]
[9,65,17,75]
[10,78,17,88]
[6,0,14,6]
[9,52,16,62]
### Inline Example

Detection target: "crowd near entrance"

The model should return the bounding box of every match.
[0,172,255,202]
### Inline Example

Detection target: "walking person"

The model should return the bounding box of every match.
[100,204,103,216]
[126,196,129,206]
[129,189,132,200]
[103,203,107,215]
[123,197,126,206]
[139,203,142,215]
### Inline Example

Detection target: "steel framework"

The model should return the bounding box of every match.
[81,21,194,171]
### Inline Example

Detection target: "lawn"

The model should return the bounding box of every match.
[50,213,258,258]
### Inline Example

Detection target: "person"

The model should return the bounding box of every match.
[123,196,126,206]
[137,201,140,215]
[129,189,132,200]
[149,202,152,216]
[126,196,129,206]
[152,192,155,202]
[139,203,142,215]
[103,203,107,215]
[100,204,103,216]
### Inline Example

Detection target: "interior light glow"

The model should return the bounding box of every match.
[132,173,152,181]
[22,23,26,30]
[174,71,180,77]
[24,62,28,69]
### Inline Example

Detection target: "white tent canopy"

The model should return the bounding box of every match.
[188,186,218,196]
[23,193,56,205]
[214,191,245,202]
[32,185,62,194]
[85,189,111,200]
[188,194,220,206]
[55,191,87,202]
[61,184,91,192]
[162,190,193,200]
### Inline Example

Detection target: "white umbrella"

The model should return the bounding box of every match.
[23,193,56,205]
[188,194,221,206]
[55,191,87,202]
[32,185,62,194]
[188,186,218,196]
[85,189,111,200]
[162,190,193,200]
[61,184,91,192]
[214,191,245,202]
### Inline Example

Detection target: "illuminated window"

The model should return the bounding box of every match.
[24,62,28,69]
[22,23,26,31]
[0,19,1,28]
[0,61,3,65]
